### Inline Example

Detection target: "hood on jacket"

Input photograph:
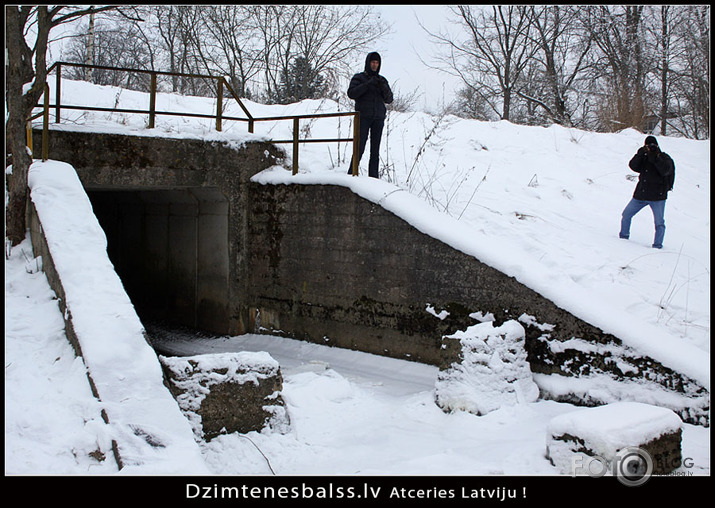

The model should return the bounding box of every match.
[364,52,381,75]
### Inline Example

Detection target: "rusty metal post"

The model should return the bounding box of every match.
[216,78,223,132]
[42,83,50,161]
[352,112,360,176]
[148,72,157,128]
[292,117,300,175]
[55,64,61,123]
[26,121,33,156]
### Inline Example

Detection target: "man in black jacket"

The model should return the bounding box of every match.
[619,135,676,249]
[347,51,394,178]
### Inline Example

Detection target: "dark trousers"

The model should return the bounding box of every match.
[348,116,384,178]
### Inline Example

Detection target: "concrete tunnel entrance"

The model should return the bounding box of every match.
[86,187,231,334]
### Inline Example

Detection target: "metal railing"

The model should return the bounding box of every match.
[29,62,360,175]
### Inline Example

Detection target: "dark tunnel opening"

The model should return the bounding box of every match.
[86,187,231,336]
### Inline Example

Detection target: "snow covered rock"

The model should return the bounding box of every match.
[435,320,539,415]
[160,352,290,441]
[546,402,683,480]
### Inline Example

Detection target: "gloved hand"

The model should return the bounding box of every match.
[637,146,648,156]
[646,144,660,162]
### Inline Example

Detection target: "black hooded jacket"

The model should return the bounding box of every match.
[628,145,675,201]
[347,52,394,119]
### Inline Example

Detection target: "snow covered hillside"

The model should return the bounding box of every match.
[5,78,709,479]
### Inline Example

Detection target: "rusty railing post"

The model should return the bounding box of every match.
[148,72,157,128]
[55,63,61,123]
[216,78,223,132]
[352,112,360,176]
[292,117,300,175]
[26,121,33,156]
[42,83,50,161]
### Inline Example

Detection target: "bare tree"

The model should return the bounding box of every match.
[670,5,710,139]
[581,6,651,132]
[292,5,390,99]
[64,14,155,90]
[197,5,263,98]
[5,5,117,246]
[152,6,197,92]
[425,5,535,122]
[520,5,593,126]
[642,5,686,137]
[245,5,301,103]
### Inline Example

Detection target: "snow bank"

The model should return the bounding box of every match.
[28,159,209,474]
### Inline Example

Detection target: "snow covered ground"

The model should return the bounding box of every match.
[5,79,710,482]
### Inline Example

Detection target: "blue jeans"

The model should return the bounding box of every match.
[619,198,667,248]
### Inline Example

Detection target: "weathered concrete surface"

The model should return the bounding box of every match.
[246,182,709,425]
[160,352,289,441]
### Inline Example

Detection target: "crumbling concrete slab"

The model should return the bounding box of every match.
[161,351,290,441]
[546,401,682,480]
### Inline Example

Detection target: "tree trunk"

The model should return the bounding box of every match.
[5,6,35,246]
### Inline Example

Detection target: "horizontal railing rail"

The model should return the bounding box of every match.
[29,62,360,175]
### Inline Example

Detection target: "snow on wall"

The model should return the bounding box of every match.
[28,159,209,474]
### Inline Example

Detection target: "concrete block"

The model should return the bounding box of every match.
[160,352,290,441]
[546,402,683,480]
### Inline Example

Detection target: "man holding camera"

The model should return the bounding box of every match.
[619,135,676,249]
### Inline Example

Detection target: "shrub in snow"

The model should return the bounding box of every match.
[160,352,290,441]
[435,320,539,415]
[546,402,683,478]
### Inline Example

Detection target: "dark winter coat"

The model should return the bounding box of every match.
[347,52,394,119]
[628,146,675,201]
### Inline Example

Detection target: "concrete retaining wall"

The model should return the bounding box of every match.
[246,182,709,425]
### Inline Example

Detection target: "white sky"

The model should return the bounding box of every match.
[366,4,463,112]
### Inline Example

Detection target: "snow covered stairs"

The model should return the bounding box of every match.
[435,320,539,415]
[546,402,683,482]
[160,352,290,441]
